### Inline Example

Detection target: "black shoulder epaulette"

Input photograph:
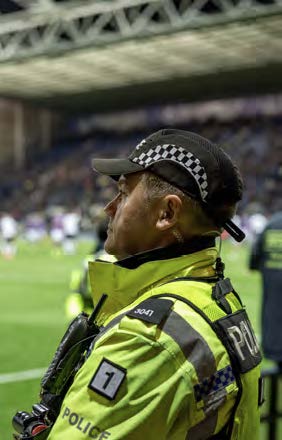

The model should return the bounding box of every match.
[126,298,173,325]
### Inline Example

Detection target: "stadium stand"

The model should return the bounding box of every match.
[0,113,281,226]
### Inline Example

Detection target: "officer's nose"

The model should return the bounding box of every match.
[104,194,119,218]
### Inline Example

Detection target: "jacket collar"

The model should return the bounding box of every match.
[116,236,216,269]
[88,237,218,324]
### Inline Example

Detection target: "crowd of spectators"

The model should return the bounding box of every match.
[0,115,281,234]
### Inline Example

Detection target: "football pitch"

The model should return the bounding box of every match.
[0,239,280,439]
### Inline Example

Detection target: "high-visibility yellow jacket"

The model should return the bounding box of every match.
[47,241,262,440]
[66,251,116,319]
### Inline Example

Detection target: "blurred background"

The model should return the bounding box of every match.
[0,0,282,439]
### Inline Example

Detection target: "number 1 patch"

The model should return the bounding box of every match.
[88,358,126,400]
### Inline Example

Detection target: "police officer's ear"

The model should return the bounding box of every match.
[156,195,183,231]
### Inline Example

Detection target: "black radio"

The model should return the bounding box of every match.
[12,294,107,439]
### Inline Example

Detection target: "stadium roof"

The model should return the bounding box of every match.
[0,0,282,113]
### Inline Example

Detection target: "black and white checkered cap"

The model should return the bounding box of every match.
[92,128,245,241]
[131,143,208,201]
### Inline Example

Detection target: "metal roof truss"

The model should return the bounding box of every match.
[0,0,280,61]
[0,0,281,107]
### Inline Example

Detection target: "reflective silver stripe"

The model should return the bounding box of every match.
[86,313,127,357]
[162,310,216,381]
[93,313,126,345]
[162,309,219,439]
[186,412,218,440]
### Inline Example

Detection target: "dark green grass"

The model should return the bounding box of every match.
[0,239,92,439]
[0,239,280,439]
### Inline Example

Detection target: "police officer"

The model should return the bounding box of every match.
[250,211,282,370]
[46,129,262,439]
